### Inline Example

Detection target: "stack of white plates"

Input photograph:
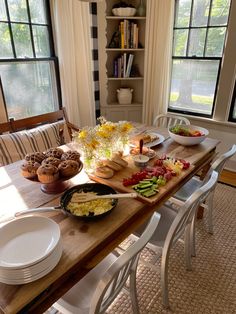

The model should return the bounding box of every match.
[0,216,62,285]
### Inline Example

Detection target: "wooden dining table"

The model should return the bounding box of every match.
[0,127,220,314]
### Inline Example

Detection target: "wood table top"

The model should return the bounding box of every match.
[0,129,220,314]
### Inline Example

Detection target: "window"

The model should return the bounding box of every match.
[168,0,231,118]
[0,0,60,120]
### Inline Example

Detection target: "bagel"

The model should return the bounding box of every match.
[103,160,123,171]
[111,155,128,168]
[94,166,114,179]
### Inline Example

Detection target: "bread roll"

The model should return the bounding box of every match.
[103,160,123,171]
[94,166,114,179]
[111,155,128,168]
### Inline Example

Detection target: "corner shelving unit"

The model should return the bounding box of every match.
[97,1,146,122]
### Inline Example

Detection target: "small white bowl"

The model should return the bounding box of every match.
[112,7,136,17]
[168,125,209,146]
[133,154,149,167]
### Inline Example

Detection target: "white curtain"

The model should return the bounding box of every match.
[51,0,96,127]
[142,0,175,125]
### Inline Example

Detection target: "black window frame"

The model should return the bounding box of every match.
[168,0,231,118]
[0,0,62,119]
[228,79,236,122]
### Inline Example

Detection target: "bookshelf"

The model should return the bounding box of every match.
[97,0,146,122]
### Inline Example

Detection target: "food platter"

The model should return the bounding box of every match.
[144,133,165,148]
[130,147,156,159]
[130,132,165,148]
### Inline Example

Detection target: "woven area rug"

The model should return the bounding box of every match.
[47,183,236,314]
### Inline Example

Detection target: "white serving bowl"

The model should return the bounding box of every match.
[168,125,209,146]
[112,7,136,17]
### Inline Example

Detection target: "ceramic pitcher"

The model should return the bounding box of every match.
[117,88,133,105]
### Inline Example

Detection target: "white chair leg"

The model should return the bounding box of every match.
[206,194,214,234]
[190,216,196,257]
[160,248,171,308]
[184,226,192,271]
[129,270,140,314]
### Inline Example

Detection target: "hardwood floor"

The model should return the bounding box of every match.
[219,169,236,187]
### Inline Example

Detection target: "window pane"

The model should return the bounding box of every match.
[192,0,210,27]
[12,23,33,57]
[0,0,7,20]
[232,102,236,120]
[169,59,220,115]
[29,0,47,24]
[33,25,50,57]
[188,28,206,56]
[210,0,230,26]
[0,61,59,119]
[8,0,28,23]
[205,27,226,57]
[0,23,13,58]
[173,29,188,56]
[175,0,191,27]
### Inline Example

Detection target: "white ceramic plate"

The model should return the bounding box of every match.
[144,133,165,148]
[0,247,62,285]
[0,241,62,279]
[0,216,60,269]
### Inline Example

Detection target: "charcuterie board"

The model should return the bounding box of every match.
[89,155,195,205]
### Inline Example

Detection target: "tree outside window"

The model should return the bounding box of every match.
[169,0,231,117]
[0,0,60,120]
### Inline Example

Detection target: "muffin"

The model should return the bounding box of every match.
[21,160,41,179]
[61,150,81,163]
[25,152,45,164]
[37,164,59,184]
[45,147,64,159]
[58,160,80,177]
[42,156,61,168]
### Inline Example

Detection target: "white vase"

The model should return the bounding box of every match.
[117,88,133,105]
[137,0,146,17]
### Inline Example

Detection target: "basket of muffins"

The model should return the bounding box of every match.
[20,148,83,194]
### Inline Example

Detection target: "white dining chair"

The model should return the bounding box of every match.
[169,144,236,236]
[130,171,218,308]
[153,113,190,128]
[53,212,161,314]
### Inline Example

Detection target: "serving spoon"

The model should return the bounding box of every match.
[70,192,137,203]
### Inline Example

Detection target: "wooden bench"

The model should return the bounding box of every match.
[0,108,79,166]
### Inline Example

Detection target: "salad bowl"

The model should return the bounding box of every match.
[169,125,209,146]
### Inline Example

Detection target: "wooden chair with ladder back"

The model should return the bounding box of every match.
[0,108,80,166]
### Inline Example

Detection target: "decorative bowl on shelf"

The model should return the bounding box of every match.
[168,125,209,146]
[112,7,136,16]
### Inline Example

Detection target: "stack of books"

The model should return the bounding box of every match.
[120,20,139,49]
[113,53,134,78]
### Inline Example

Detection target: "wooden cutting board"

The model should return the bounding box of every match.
[89,156,195,205]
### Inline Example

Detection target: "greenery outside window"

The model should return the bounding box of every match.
[0,0,60,120]
[169,0,231,117]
